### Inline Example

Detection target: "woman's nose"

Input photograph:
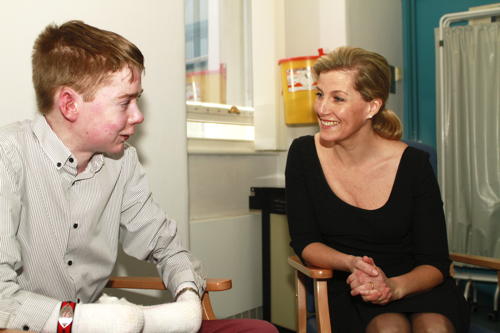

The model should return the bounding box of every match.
[316,99,330,115]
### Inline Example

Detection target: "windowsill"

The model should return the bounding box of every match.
[187,138,285,155]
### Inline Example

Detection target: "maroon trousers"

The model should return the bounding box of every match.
[199,319,278,333]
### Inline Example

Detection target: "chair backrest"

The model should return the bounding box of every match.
[403,140,437,175]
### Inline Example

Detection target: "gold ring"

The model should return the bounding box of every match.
[369,281,374,290]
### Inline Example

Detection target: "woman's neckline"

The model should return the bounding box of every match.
[311,136,409,212]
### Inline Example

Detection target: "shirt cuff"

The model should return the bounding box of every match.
[175,281,198,295]
[168,269,206,297]
[7,293,59,332]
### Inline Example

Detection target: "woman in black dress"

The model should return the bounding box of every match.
[285,47,469,332]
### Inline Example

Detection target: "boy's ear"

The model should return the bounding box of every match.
[56,87,80,122]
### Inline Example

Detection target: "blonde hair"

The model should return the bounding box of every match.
[313,46,402,140]
[32,20,144,114]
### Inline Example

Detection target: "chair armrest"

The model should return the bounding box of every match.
[450,253,500,271]
[288,255,333,279]
[106,276,232,292]
[206,278,232,291]
[106,276,166,289]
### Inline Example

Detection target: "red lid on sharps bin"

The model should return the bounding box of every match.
[278,48,325,65]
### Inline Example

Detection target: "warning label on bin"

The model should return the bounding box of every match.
[286,67,316,92]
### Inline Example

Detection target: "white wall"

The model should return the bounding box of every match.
[190,214,262,318]
[189,154,281,219]
[188,152,280,317]
[0,0,190,279]
[285,0,347,57]
[346,0,404,119]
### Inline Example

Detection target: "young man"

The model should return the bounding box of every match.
[0,21,276,333]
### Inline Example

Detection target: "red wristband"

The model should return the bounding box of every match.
[57,301,76,333]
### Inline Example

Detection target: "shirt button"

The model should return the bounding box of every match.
[56,162,62,167]
[23,325,29,331]
[69,157,74,163]
[68,260,73,266]
[73,223,79,229]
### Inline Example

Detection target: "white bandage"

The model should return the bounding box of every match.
[41,301,144,333]
[97,291,202,333]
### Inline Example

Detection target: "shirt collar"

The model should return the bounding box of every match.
[31,113,104,172]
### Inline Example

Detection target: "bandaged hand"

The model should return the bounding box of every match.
[141,289,202,333]
[41,302,144,333]
[97,289,202,333]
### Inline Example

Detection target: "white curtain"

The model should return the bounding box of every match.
[437,22,500,257]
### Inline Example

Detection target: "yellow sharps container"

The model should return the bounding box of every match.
[278,49,324,125]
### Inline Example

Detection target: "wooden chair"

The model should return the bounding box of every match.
[0,276,231,333]
[288,255,333,333]
[288,253,500,333]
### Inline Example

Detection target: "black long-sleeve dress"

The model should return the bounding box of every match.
[285,136,469,332]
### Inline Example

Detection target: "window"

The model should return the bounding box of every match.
[185,0,254,142]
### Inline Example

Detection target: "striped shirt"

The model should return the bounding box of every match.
[0,114,205,331]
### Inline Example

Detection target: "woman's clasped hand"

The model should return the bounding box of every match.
[346,256,395,305]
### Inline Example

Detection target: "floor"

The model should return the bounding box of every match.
[469,288,500,332]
